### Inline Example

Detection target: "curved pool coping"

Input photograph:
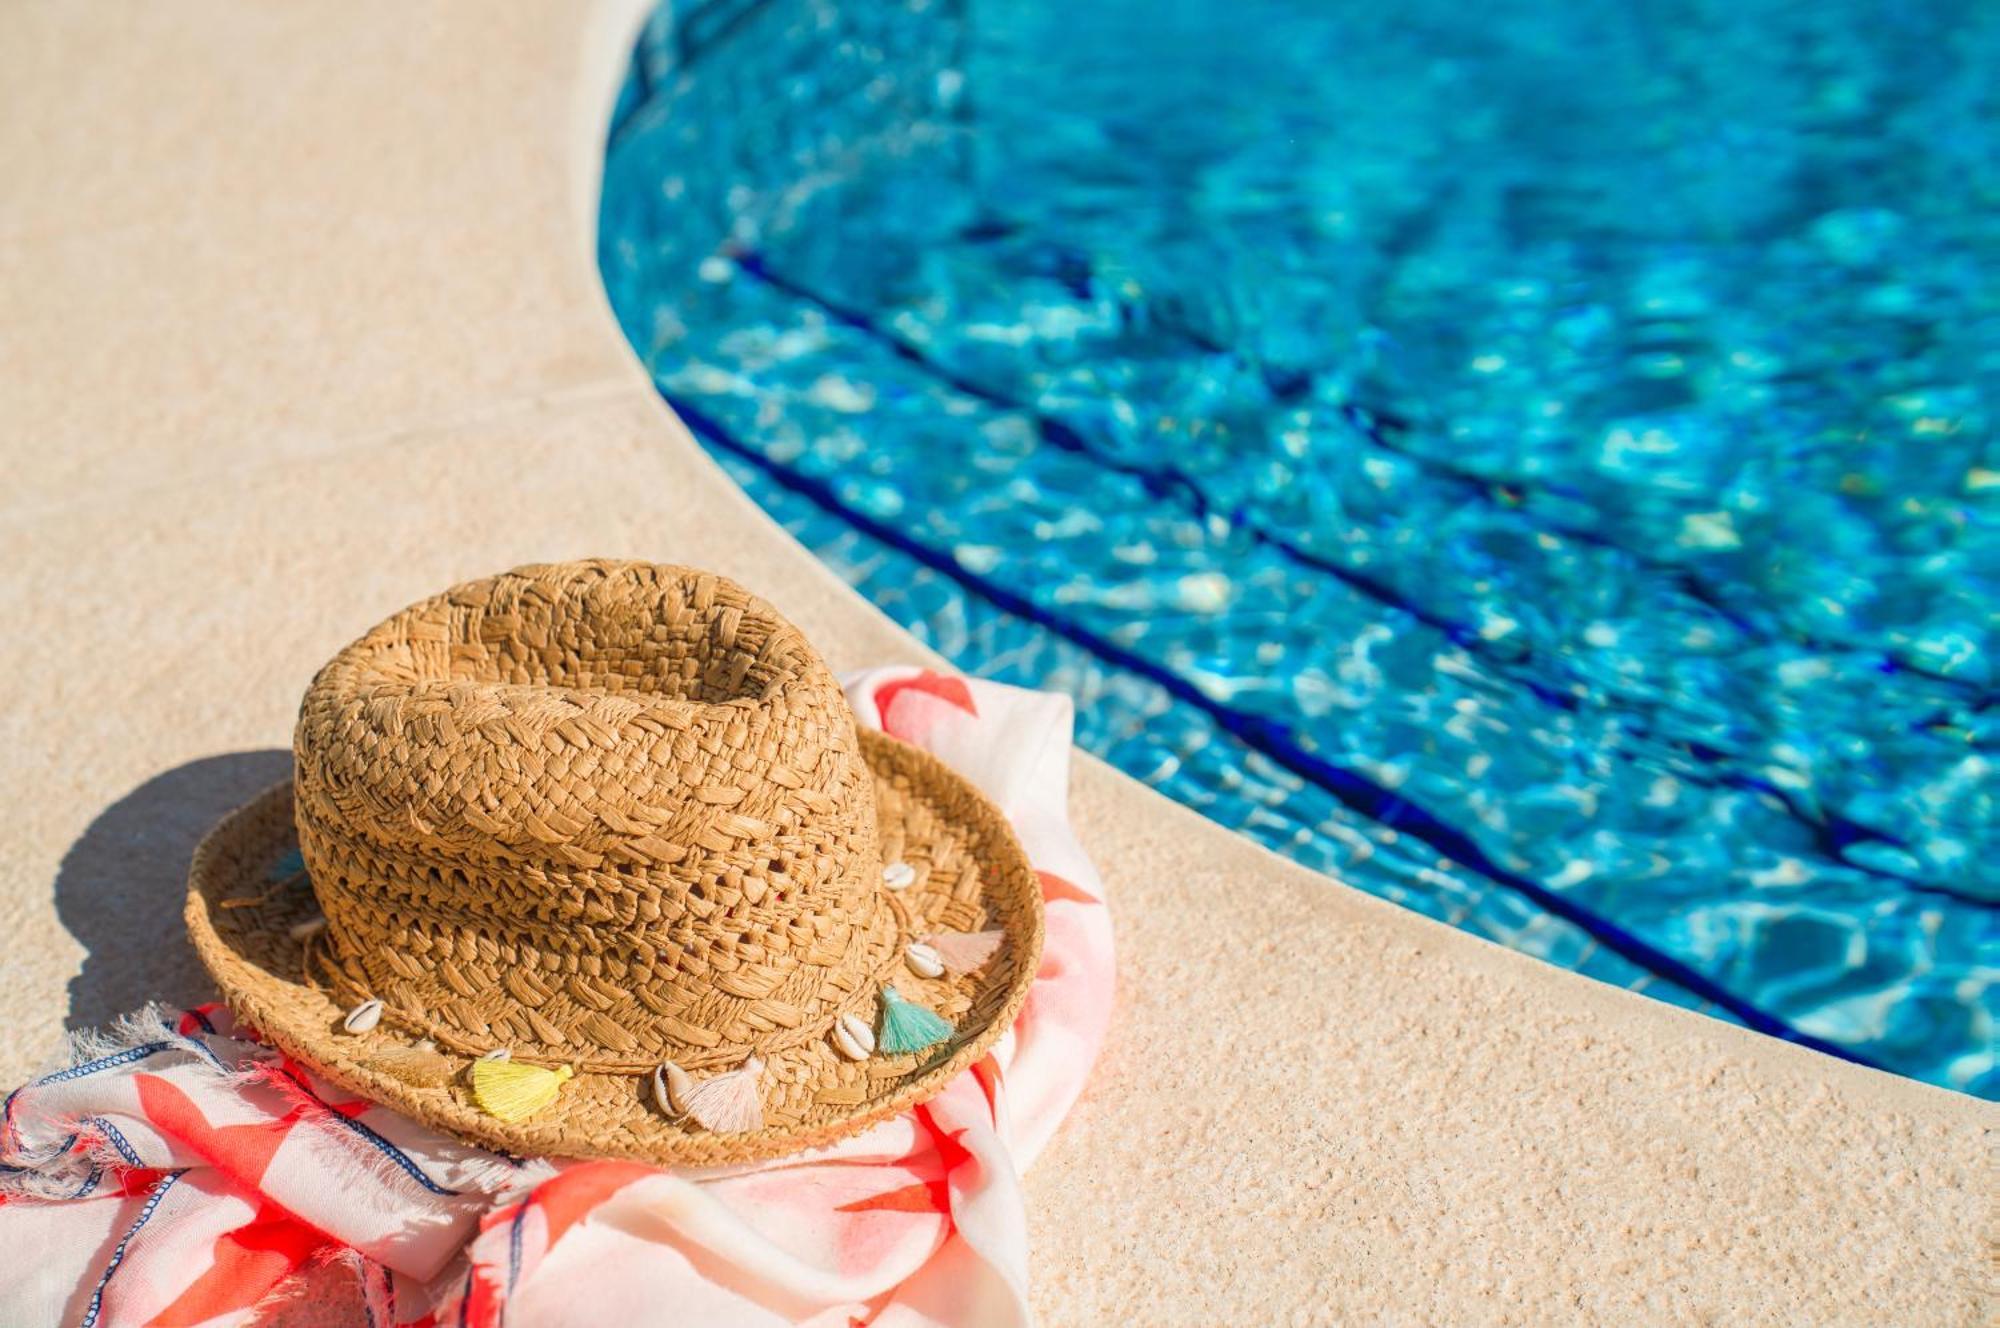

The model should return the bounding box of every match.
[0,3,1988,1322]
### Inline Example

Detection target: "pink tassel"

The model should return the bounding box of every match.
[682,1056,764,1133]
[922,929,1005,974]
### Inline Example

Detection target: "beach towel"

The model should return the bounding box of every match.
[0,672,1113,1328]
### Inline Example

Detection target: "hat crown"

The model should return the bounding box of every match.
[292,561,882,1069]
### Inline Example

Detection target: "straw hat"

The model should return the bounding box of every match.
[185,561,1043,1165]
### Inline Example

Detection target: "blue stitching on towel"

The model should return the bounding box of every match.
[322,1109,461,1198]
[69,1163,104,1200]
[178,1034,230,1074]
[507,1198,528,1302]
[273,1067,460,1198]
[0,1130,78,1172]
[85,1116,144,1168]
[80,1169,184,1328]
[149,1011,232,1073]
[32,1042,178,1087]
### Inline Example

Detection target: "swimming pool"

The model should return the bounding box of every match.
[600,0,1996,1095]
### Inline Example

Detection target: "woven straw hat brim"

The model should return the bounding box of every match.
[185,729,1044,1166]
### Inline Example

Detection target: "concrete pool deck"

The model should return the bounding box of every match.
[0,2,1989,1322]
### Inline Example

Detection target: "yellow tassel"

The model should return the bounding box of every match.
[469,1058,574,1122]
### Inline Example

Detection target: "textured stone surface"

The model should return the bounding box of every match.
[0,3,1989,1324]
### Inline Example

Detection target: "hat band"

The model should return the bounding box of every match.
[300,887,915,1077]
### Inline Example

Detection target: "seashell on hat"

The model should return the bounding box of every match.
[185,560,1043,1165]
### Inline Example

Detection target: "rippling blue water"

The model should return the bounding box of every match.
[600,0,1997,1094]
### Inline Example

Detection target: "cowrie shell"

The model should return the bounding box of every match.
[881,861,916,891]
[341,999,383,1034]
[288,916,327,941]
[652,1061,694,1118]
[904,942,945,979]
[831,1013,876,1061]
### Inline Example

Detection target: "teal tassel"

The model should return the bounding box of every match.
[876,985,953,1055]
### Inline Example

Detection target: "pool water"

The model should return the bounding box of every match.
[600,0,1997,1094]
